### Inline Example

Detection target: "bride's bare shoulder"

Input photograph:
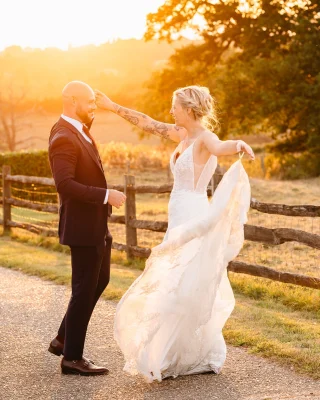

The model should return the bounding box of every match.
[198,131,220,148]
[202,130,219,141]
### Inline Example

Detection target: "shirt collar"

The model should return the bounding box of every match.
[61,114,83,134]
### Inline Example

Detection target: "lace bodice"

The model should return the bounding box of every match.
[170,140,217,194]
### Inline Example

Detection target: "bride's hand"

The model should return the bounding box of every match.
[94,89,116,112]
[236,140,255,161]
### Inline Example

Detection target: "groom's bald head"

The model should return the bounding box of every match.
[62,81,94,99]
[62,81,96,124]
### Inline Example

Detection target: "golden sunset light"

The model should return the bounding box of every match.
[0,0,167,50]
[0,0,319,395]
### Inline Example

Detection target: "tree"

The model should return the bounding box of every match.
[141,0,320,174]
[0,74,39,152]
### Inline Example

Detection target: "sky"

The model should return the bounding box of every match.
[0,0,169,51]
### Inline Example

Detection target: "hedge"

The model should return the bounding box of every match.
[0,150,55,203]
[0,150,52,177]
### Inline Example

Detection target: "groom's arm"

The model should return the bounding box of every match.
[49,134,106,204]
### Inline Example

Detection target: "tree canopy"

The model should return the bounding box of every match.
[141,0,320,175]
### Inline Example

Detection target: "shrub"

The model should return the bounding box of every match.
[98,142,170,170]
[265,152,320,180]
[0,150,54,203]
[0,150,51,177]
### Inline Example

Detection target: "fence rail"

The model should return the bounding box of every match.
[1,165,320,290]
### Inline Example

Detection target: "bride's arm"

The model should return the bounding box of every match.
[202,132,255,160]
[95,90,186,143]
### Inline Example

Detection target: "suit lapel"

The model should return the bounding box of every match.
[75,129,104,172]
[57,117,104,173]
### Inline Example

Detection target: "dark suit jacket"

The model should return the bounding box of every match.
[48,117,112,246]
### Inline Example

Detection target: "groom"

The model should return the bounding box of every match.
[48,81,126,375]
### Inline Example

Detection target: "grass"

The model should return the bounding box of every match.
[0,233,319,379]
[8,227,146,271]
[224,292,320,378]
[0,235,140,301]
[229,272,320,315]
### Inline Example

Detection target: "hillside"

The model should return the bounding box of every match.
[0,38,193,110]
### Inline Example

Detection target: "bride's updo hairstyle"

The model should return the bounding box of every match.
[173,85,219,131]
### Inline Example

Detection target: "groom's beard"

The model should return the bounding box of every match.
[76,107,94,125]
[85,116,94,130]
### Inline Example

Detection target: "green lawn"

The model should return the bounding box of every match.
[0,236,140,300]
[0,234,319,379]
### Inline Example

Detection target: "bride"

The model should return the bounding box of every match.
[95,86,254,382]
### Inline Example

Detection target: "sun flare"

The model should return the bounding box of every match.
[0,0,166,50]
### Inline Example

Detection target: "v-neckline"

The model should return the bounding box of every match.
[171,139,216,192]
[173,139,197,166]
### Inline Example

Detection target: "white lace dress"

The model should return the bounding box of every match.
[114,139,251,382]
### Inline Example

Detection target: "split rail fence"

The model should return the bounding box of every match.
[1,165,320,290]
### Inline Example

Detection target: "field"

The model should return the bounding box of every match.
[16,109,272,151]
[1,139,319,378]
[104,158,320,280]
[3,157,320,278]
[16,111,162,150]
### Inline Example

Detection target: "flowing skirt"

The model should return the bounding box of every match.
[114,160,251,382]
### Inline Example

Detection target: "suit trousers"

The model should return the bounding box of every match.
[57,232,112,360]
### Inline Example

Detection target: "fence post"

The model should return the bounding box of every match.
[260,154,266,177]
[2,165,12,234]
[126,160,131,174]
[167,163,171,183]
[124,175,137,259]
[213,164,223,192]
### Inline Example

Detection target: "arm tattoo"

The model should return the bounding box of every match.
[117,107,139,125]
[116,106,171,139]
[143,121,170,139]
[124,115,139,125]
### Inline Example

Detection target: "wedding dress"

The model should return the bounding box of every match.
[114,138,251,382]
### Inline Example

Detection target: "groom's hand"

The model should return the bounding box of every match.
[108,189,126,208]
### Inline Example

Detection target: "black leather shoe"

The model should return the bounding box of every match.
[48,337,64,356]
[61,357,109,376]
[48,338,95,364]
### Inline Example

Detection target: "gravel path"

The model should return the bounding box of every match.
[0,266,319,400]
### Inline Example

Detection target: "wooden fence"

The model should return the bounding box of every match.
[1,165,320,290]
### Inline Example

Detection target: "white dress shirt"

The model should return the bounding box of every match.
[61,114,109,204]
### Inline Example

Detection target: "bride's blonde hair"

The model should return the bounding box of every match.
[173,85,219,131]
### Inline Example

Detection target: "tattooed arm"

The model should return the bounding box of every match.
[95,90,186,143]
[115,106,185,142]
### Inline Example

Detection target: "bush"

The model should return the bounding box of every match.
[0,150,51,177]
[0,150,54,203]
[2,144,318,184]
[265,152,320,179]
[98,142,170,170]
[0,143,171,177]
